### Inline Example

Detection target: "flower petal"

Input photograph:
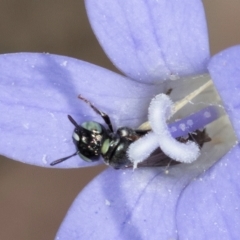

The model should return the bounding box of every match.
[55,157,216,239]
[208,45,240,140]
[176,46,240,238]
[0,53,161,168]
[176,144,240,239]
[86,0,210,83]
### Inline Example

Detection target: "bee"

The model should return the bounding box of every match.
[50,94,211,169]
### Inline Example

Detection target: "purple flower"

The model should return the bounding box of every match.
[0,0,240,239]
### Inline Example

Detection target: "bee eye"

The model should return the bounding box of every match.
[101,138,110,154]
[72,132,80,141]
[78,153,92,162]
[81,121,102,133]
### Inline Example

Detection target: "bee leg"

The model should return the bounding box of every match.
[165,88,172,95]
[78,95,114,132]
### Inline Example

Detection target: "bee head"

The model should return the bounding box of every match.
[72,120,104,162]
[50,115,104,166]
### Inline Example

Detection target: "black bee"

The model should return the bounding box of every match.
[50,95,211,169]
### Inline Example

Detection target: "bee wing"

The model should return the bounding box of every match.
[123,147,179,168]
[136,148,180,167]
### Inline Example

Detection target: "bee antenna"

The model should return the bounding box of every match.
[68,115,79,128]
[50,152,78,166]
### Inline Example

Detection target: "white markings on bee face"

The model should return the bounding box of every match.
[96,134,103,142]
[73,132,80,141]
[120,129,129,137]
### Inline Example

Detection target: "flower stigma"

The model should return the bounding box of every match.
[128,74,237,169]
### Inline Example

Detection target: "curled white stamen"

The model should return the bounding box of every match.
[128,94,200,168]
[149,94,200,163]
[127,132,159,169]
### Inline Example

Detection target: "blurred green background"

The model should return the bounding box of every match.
[0,1,240,239]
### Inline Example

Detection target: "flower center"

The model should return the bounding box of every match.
[128,74,237,169]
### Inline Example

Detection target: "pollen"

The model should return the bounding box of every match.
[179,123,186,131]
[204,111,211,118]
[187,119,193,126]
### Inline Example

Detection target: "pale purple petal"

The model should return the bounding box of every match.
[0,53,162,168]
[86,0,209,83]
[176,145,240,239]
[55,46,240,239]
[208,45,240,140]
[175,46,240,238]
[56,160,213,239]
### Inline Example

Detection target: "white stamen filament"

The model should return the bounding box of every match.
[173,80,212,113]
[138,80,213,131]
